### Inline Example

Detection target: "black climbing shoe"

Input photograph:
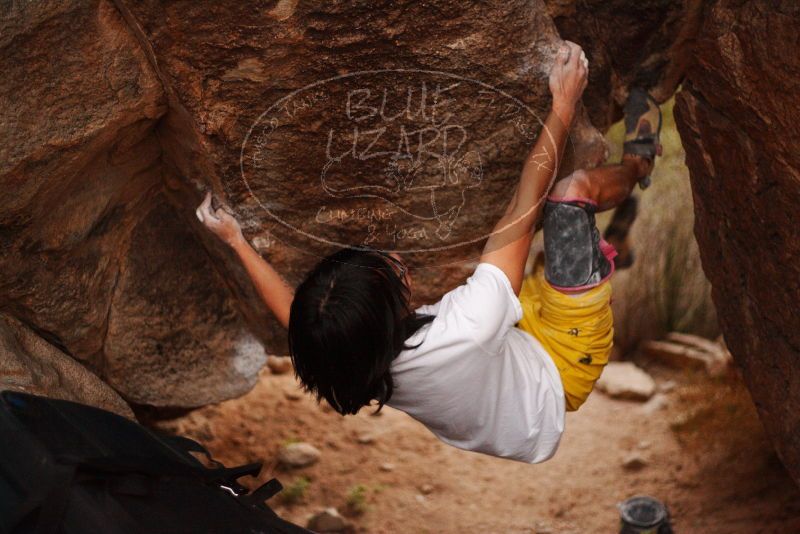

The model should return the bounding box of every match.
[623,88,662,190]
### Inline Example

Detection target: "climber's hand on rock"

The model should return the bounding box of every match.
[196,192,244,248]
[549,40,588,126]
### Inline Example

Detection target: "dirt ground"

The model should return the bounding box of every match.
[155,361,800,533]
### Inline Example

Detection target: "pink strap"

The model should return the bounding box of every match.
[546,195,598,207]
[599,238,618,261]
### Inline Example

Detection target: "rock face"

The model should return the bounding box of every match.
[673,0,800,483]
[0,0,165,374]
[2,0,800,487]
[0,314,133,418]
[0,0,267,408]
[545,0,703,129]
[114,0,606,296]
[1,0,607,409]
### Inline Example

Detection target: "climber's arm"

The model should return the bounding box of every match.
[196,193,293,329]
[480,41,587,295]
[230,239,293,329]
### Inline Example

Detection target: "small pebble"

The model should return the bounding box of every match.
[357,433,375,444]
[284,388,302,401]
[278,442,321,468]
[307,507,348,532]
[622,452,648,471]
[419,484,434,495]
[659,379,677,393]
[640,393,668,415]
[267,356,293,375]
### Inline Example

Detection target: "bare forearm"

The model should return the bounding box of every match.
[502,105,573,231]
[232,239,294,329]
[194,192,294,328]
[480,106,573,293]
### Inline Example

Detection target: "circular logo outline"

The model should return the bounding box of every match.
[239,68,562,256]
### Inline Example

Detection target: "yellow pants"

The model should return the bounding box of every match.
[517,270,614,411]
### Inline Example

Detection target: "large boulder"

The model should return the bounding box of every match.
[113,0,608,309]
[0,0,166,371]
[673,0,800,483]
[1,0,609,409]
[2,0,799,488]
[0,0,266,408]
[0,314,133,418]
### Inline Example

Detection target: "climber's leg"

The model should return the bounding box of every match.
[517,193,615,412]
[550,87,662,207]
[516,169,625,411]
[539,192,617,291]
[549,155,650,212]
[514,89,663,411]
[541,154,649,286]
[518,261,613,411]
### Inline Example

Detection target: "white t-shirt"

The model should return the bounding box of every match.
[388,263,566,463]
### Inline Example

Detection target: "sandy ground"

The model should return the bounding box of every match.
[155,363,800,533]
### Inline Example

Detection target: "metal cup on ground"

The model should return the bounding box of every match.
[618,495,673,534]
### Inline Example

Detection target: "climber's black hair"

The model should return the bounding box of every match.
[288,247,433,415]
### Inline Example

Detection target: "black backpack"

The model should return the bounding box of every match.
[0,391,309,534]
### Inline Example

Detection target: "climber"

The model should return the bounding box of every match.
[196,41,662,462]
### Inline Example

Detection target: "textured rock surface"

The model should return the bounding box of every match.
[0,0,265,407]
[114,0,607,304]
[1,0,609,409]
[545,0,703,129]
[2,0,800,486]
[674,0,800,483]
[0,0,165,369]
[103,198,267,406]
[0,314,133,418]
